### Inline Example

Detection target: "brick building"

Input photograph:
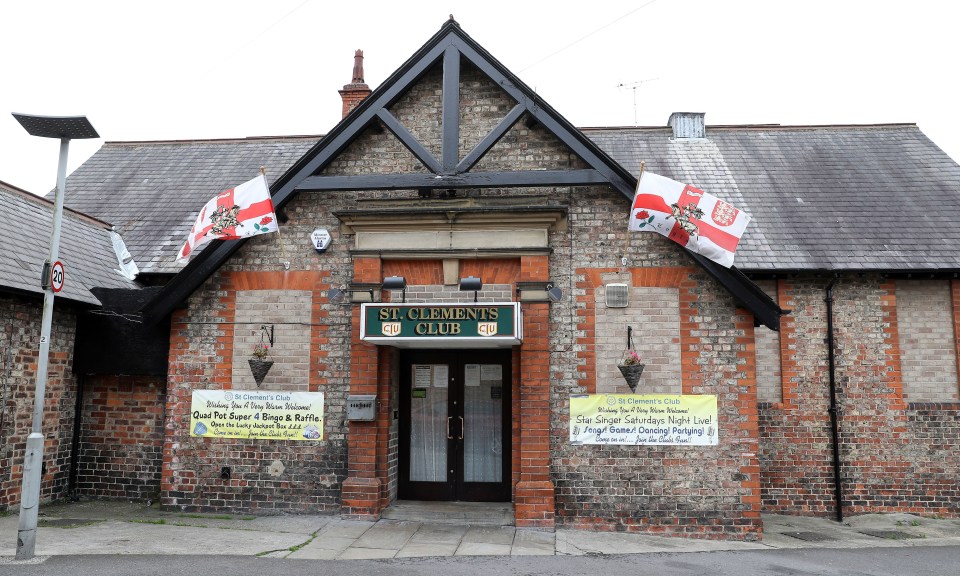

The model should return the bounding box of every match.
[3,20,959,540]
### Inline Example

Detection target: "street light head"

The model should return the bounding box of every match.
[12,113,99,139]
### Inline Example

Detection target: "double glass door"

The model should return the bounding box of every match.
[399,349,511,501]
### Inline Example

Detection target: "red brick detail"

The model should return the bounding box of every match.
[381,259,521,286]
[343,257,388,518]
[515,480,555,528]
[517,255,555,529]
[341,476,381,520]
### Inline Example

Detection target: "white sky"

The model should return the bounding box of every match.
[2,0,958,195]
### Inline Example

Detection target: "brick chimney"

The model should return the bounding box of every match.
[339,49,371,118]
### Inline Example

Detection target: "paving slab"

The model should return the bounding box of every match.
[409,523,468,544]
[462,525,516,545]
[1,520,308,556]
[396,541,460,557]
[317,519,374,539]
[338,546,398,559]
[512,529,556,555]
[353,520,419,549]
[455,541,514,556]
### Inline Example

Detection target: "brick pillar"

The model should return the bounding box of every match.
[515,255,555,528]
[342,257,383,520]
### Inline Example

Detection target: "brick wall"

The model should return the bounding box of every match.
[556,262,761,539]
[0,293,78,510]
[759,276,960,518]
[75,374,165,501]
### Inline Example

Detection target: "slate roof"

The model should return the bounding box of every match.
[0,180,138,306]
[61,123,960,276]
[586,123,960,272]
[61,137,319,275]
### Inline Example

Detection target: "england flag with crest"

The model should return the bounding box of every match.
[628,170,751,268]
[177,174,278,262]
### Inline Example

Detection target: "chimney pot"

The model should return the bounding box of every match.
[340,49,372,119]
[668,112,705,139]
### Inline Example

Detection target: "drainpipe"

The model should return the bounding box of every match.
[824,277,843,522]
[67,374,86,501]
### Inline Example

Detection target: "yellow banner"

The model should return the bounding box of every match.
[190,390,324,440]
[569,394,717,445]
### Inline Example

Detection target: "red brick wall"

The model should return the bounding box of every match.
[74,374,165,501]
[759,276,960,518]
[162,270,345,513]
[0,294,78,510]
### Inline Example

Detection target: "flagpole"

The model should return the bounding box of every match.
[260,166,290,269]
[622,160,646,269]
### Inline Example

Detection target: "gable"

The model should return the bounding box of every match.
[142,19,782,330]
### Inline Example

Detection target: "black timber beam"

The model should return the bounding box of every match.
[295,169,608,191]
[457,103,526,173]
[141,238,242,325]
[377,109,442,173]
[442,44,460,173]
[267,37,454,213]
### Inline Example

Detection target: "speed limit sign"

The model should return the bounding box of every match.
[51,261,65,293]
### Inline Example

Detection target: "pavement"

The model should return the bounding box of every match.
[2,499,960,564]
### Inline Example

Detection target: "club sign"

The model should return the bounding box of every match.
[361,303,522,347]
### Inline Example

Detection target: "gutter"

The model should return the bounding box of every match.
[824,277,844,521]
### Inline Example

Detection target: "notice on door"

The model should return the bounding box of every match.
[190,390,324,441]
[569,394,717,446]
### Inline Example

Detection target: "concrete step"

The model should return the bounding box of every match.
[381,500,514,526]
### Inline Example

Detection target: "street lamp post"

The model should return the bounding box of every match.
[11,113,99,560]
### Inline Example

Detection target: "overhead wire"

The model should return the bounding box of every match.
[517,1,659,73]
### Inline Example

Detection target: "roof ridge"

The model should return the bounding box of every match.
[103,134,324,146]
[579,122,919,132]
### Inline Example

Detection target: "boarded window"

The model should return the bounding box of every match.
[754,280,783,403]
[232,290,312,391]
[595,285,681,394]
[896,280,959,402]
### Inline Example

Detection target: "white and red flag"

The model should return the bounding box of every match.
[628,171,751,268]
[177,174,278,262]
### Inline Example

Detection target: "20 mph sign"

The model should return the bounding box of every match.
[50,261,65,293]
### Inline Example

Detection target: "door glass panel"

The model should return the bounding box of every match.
[463,363,503,482]
[409,364,448,482]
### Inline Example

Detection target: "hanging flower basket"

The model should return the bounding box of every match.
[249,334,273,386]
[248,358,274,386]
[617,363,645,392]
[617,348,644,393]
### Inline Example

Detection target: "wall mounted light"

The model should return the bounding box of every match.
[516,281,564,303]
[459,276,482,302]
[328,284,379,305]
[381,276,407,303]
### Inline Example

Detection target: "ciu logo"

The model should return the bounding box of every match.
[381,323,402,337]
[478,322,498,337]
